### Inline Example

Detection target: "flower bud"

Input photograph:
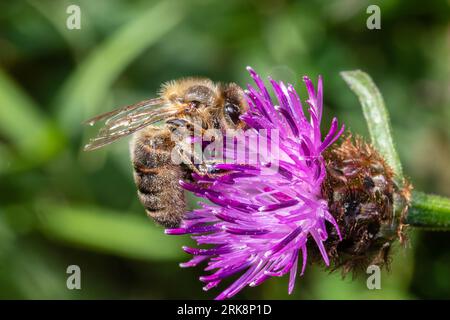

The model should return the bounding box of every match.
[319,135,412,274]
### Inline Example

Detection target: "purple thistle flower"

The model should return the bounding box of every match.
[166,67,345,299]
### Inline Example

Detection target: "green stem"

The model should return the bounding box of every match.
[407,191,450,230]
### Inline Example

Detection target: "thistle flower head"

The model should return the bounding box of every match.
[321,135,411,274]
[166,67,344,299]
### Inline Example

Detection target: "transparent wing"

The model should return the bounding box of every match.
[83,98,182,151]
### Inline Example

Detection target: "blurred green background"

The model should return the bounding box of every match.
[0,0,449,299]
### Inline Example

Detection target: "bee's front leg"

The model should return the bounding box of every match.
[166,118,229,179]
[166,118,206,176]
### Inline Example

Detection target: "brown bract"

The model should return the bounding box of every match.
[318,135,412,275]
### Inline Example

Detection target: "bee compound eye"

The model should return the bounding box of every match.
[225,103,241,124]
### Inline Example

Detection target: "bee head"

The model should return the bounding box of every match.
[162,79,248,131]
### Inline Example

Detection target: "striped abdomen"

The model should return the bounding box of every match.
[131,127,186,228]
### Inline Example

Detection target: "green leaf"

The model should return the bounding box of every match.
[0,143,13,174]
[37,204,188,261]
[0,69,64,168]
[340,70,404,184]
[55,0,185,134]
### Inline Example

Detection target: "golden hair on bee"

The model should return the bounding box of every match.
[84,77,248,227]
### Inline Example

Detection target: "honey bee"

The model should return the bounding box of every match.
[84,78,248,227]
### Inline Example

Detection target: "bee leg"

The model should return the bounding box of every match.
[166,119,191,140]
[173,143,205,176]
[167,118,207,175]
[166,118,190,129]
[206,164,227,176]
